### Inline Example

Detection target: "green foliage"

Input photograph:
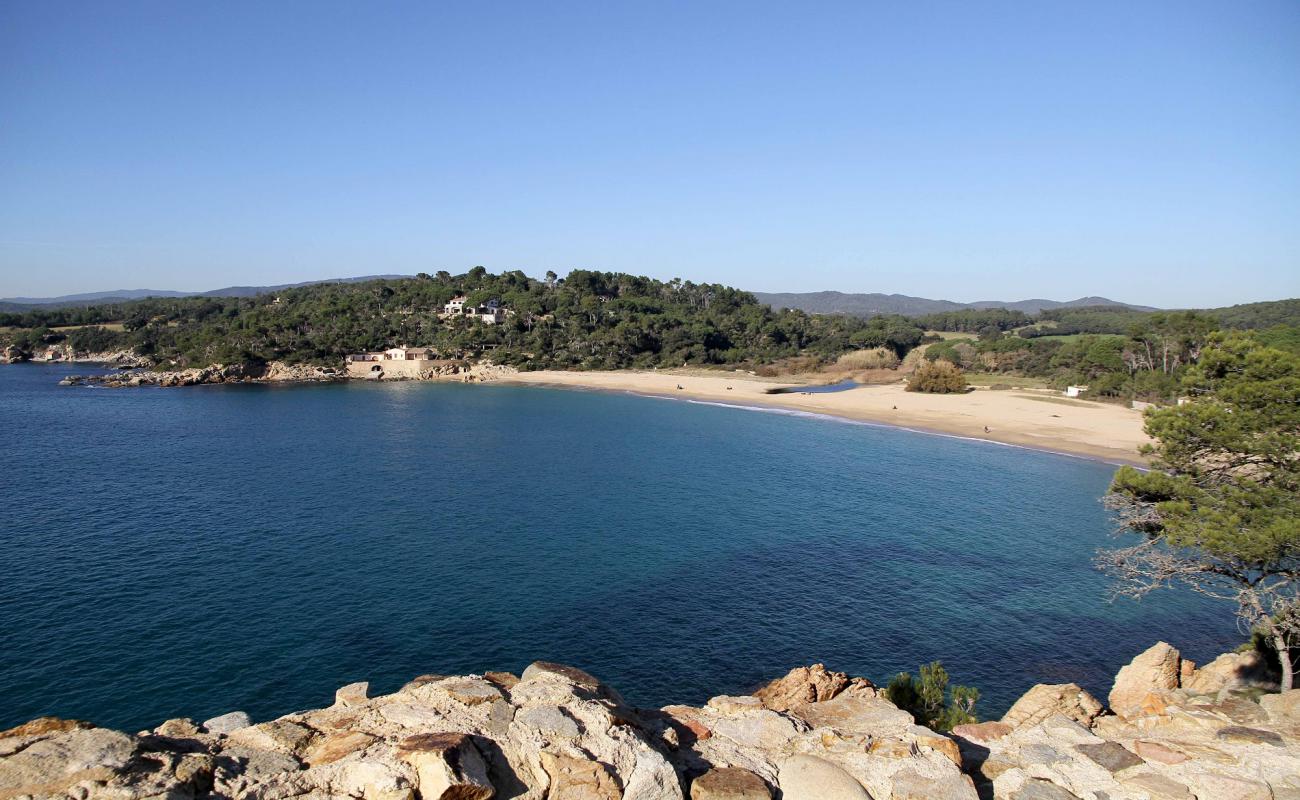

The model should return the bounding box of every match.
[0,271,924,371]
[884,662,979,732]
[923,339,976,367]
[1101,332,1300,687]
[915,308,1030,333]
[1023,306,1152,337]
[907,359,968,393]
[1213,299,1300,330]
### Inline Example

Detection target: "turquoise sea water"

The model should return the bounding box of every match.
[0,364,1238,731]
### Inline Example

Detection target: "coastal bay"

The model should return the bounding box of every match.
[1,363,1230,733]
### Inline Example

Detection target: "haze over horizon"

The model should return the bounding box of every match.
[2,1,1298,306]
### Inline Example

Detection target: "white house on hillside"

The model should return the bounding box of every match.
[443,296,506,324]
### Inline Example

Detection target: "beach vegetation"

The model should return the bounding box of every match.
[907,359,968,393]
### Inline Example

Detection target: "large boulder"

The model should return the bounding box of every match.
[397,732,494,800]
[1184,650,1276,694]
[1002,684,1104,729]
[752,664,874,712]
[1109,642,1182,720]
[777,754,870,800]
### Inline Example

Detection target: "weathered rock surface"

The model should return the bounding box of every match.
[61,360,344,388]
[2,644,1298,799]
[1001,684,1104,729]
[752,664,875,713]
[983,641,1300,799]
[1109,641,1183,721]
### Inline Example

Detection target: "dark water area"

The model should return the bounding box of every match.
[0,363,1238,731]
[767,379,860,394]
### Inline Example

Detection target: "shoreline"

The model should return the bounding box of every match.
[28,360,1151,465]
[501,369,1152,467]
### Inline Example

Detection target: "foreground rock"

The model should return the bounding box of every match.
[1,643,1297,799]
[959,641,1298,800]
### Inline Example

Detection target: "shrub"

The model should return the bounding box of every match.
[884,661,979,731]
[907,359,968,393]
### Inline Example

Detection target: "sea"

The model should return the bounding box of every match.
[0,363,1239,731]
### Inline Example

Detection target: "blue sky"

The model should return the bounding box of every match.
[1,1,1297,306]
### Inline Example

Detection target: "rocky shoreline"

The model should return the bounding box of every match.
[48,361,517,388]
[2,642,1296,799]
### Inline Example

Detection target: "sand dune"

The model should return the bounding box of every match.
[502,370,1151,465]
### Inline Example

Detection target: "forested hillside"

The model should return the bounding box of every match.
[3,270,1297,403]
[919,302,1300,401]
[0,270,928,371]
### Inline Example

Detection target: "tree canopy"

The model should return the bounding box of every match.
[1099,332,1300,688]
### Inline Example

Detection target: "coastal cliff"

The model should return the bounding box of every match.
[2,643,1296,800]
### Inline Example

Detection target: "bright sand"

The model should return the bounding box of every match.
[502,370,1151,465]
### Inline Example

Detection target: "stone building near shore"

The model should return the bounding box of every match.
[345,346,450,379]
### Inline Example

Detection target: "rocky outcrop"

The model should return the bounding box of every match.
[1108,642,1183,720]
[0,661,970,800]
[1001,684,1103,729]
[2,645,1297,799]
[752,663,875,713]
[957,641,1299,800]
[58,360,513,387]
[60,361,343,388]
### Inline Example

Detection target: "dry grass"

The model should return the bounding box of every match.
[834,347,899,371]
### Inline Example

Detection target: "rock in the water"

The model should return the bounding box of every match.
[1002,683,1104,729]
[1109,641,1182,720]
[202,711,252,734]
[777,754,870,800]
[690,766,771,799]
[398,732,494,800]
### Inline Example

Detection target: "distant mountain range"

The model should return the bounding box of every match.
[0,275,409,311]
[751,291,1158,317]
[1,276,1156,318]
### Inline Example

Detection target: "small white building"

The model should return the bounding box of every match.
[383,347,436,361]
[1064,385,1084,398]
[443,296,466,315]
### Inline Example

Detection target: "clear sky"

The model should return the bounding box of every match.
[1,1,1297,306]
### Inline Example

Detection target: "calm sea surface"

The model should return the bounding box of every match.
[0,364,1238,731]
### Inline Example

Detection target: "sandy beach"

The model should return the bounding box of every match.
[503,370,1152,465]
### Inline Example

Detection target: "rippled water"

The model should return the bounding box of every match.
[0,363,1238,731]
